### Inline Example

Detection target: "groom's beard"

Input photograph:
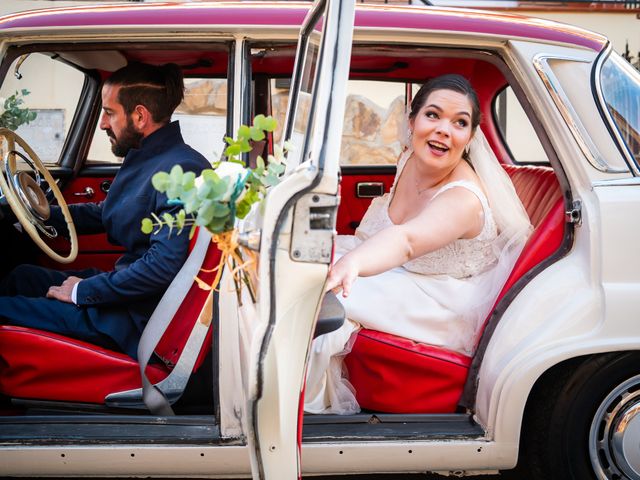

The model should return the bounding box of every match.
[106,118,143,157]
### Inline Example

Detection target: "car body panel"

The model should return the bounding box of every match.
[0,2,605,52]
[0,1,638,478]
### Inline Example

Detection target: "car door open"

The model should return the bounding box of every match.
[244,0,355,478]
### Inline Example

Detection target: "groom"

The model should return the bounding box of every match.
[0,62,210,359]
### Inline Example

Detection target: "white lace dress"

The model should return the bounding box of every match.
[304,152,500,415]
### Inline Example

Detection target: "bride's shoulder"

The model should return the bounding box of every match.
[444,164,488,198]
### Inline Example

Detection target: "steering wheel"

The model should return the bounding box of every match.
[0,128,78,264]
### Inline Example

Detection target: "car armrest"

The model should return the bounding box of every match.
[314,291,346,338]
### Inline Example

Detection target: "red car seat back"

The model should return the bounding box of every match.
[344,163,565,413]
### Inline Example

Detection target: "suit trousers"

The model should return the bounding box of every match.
[0,264,121,352]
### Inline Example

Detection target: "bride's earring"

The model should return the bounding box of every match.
[408,130,413,143]
[464,144,470,156]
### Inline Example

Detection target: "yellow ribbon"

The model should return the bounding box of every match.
[194,229,257,315]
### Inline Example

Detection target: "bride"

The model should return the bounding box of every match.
[304,74,532,415]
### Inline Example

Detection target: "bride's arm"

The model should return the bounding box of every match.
[326,187,483,297]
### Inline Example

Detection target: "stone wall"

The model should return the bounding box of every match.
[176,79,227,116]
[271,88,405,166]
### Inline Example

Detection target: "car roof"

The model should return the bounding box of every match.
[0,1,607,52]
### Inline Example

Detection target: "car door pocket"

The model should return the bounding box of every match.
[356,182,384,198]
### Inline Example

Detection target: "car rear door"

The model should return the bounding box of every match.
[245,0,354,478]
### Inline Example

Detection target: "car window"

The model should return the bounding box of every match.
[340,80,406,166]
[87,77,226,165]
[272,78,407,166]
[282,28,321,168]
[494,86,547,164]
[0,53,84,165]
[599,52,640,168]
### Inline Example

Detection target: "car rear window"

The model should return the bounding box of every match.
[599,52,640,168]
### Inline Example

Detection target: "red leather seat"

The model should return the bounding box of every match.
[0,234,220,406]
[344,164,564,413]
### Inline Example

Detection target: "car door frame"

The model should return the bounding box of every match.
[245,0,355,478]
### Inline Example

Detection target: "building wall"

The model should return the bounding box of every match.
[509,10,639,64]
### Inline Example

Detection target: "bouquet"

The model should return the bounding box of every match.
[141,114,290,302]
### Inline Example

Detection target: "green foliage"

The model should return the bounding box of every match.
[0,89,37,130]
[142,115,290,235]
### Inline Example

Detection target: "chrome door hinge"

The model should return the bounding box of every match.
[565,200,582,226]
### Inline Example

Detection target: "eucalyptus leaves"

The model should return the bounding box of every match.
[0,89,37,130]
[141,115,289,236]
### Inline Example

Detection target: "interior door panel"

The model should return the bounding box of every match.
[39,169,124,272]
[337,166,395,234]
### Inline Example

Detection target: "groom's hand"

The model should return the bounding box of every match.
[47,276,82,303]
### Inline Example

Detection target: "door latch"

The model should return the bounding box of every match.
[565,200,582,226]
[290,193,338,263]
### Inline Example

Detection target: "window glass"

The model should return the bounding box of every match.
[0,53,84,165]
[87,77,227,165]
[284,29,321,167]
[272,78,407,166]
[494,86,547,164]
[599,52,640,167]
[270,78,289,147]
[340,80,406,165]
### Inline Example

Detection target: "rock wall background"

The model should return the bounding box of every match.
[271,87,405,166]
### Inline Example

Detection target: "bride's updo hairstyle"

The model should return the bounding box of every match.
[409,74,482,162]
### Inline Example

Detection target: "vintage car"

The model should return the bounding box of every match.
[0,1,639,479]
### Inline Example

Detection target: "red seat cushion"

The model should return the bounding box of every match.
[344,164,564,413]
[0,234,221,405]
[344,330,471,413]
[0,326,168,403]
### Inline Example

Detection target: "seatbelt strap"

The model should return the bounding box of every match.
[137,228,210,415]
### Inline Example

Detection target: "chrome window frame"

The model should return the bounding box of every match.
[593,45,640,176]
[533,52,629,174]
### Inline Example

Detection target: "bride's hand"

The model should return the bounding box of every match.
[325,255,359,297]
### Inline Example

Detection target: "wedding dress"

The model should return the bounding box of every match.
[304,129,532,415]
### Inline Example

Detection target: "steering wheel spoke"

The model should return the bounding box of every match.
[0,127,77,263]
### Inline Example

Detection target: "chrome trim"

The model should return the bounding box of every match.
[593,46,640,176]
[232,36,246,142]
[592,177,640,187]
[533,53,628,174]
[2,150,56,237]
[73,186,94,198]
[34,222,57,239]
[356,181,385,198]
[589,374,640,480]
[8,149,41,185]
[565,200,582,226]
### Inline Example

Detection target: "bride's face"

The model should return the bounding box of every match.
[409,89,474,172]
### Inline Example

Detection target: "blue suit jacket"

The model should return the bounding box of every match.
[51,121,210,358]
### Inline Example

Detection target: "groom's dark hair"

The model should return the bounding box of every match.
[105,62,184,124]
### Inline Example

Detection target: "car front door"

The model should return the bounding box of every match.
[245,0,354,478]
